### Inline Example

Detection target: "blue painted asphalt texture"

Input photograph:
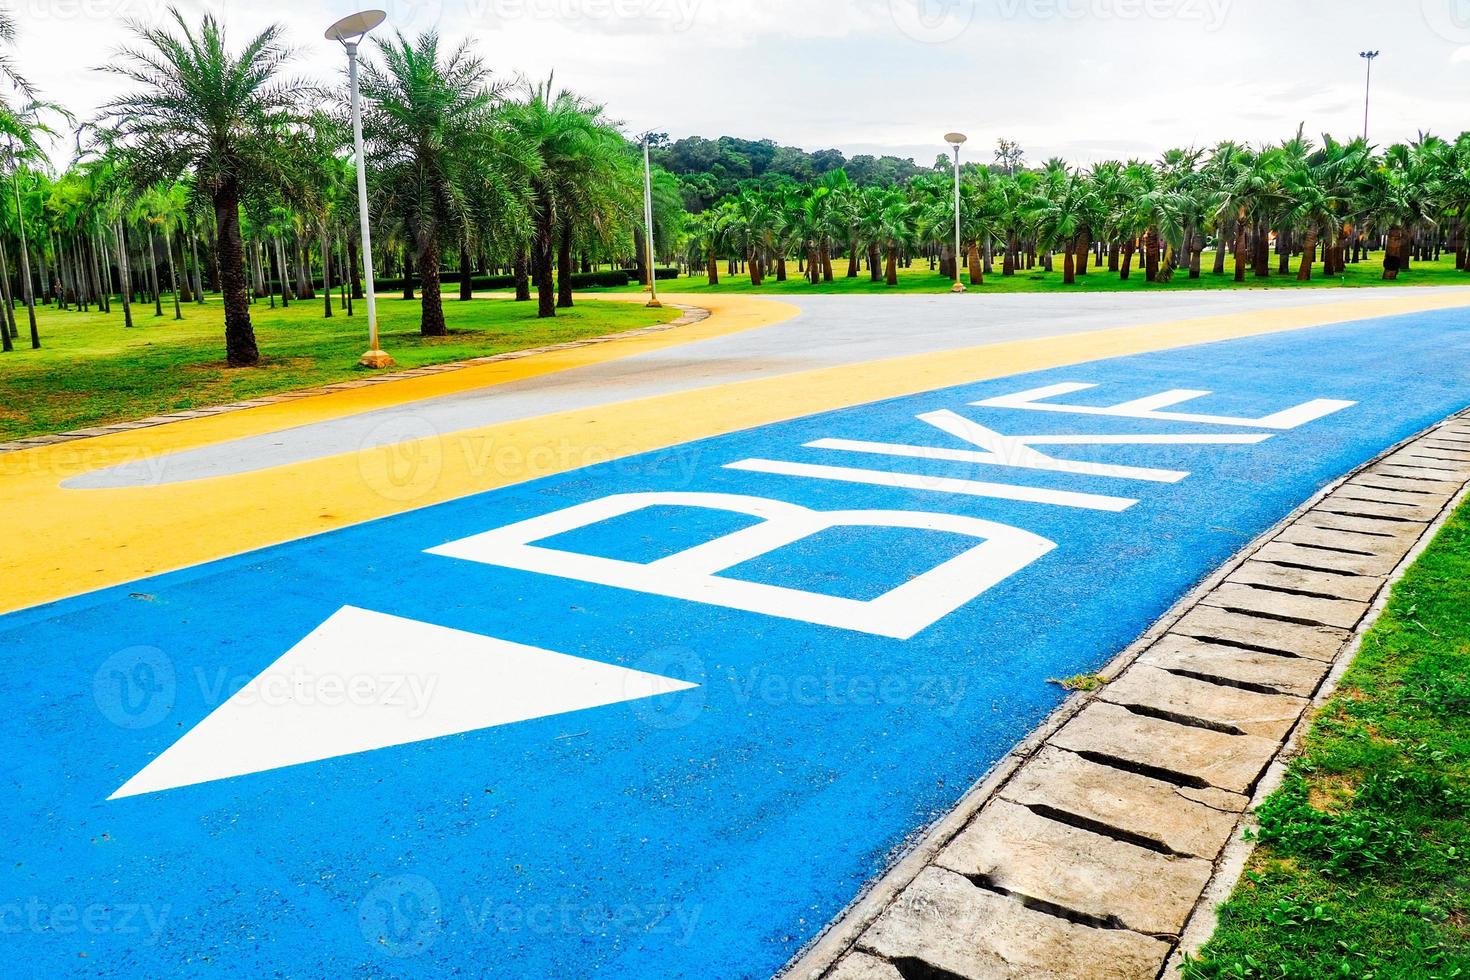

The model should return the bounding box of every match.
[4,307,1470,978]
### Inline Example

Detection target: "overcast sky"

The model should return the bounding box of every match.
[15,0,1470,169]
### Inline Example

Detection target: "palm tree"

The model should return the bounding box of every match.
[871,188,913,286]
[360,31,527,335]
[100,9,300,365]
[503,81,629,318]
[1027,169,1094,284]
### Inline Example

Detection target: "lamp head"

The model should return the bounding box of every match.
[326,9,386,43]
[944,132,968,146]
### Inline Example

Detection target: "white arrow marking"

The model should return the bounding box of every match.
[110,607,697,799]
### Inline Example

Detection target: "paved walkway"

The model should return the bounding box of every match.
[3,288,1470,978]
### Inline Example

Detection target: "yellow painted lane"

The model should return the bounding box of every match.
[5,289,1467,615]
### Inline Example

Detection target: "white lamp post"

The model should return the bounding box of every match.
[1359,50,1379,143]
[641,133,661,308]
[945,132,968,293]
[327,9,392,368]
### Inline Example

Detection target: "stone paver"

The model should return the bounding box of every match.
[1274,522,1415,558]
[1296,510,1426,540]
[1226,560,1381,602]
[998,746,1245,858]
[1050,702,1279,795]
[1099,664,1305,740]
[1171,605,1349,661]
[936,800,1212,936]
[1251,539,1402,577]
[858,867,1171,980]
[1377,462,1470,481]
[1318,492,1442,523]
[1139,633,1331,699]
[1339,482,1454,507]
[1351,473,1462,494]
[824,952,902,980]
[1199,582,1369,630]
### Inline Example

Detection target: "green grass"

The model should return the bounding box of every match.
[1183,499,1470,980]
[598,252,1470,295]
[0,293,676,441]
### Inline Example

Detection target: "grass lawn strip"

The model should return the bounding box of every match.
[0,296,678,442]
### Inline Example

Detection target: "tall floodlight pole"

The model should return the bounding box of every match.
[945,132,968,293]
[327,10,392,368]
[1359,50,1379,143]
[642,134,661,308]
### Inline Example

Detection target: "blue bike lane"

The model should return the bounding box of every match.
[3,306,1470,977]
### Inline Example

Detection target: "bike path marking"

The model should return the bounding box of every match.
[3,291,1467,616]
[4,307,1470,976]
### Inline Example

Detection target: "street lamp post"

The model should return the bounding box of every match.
[641,134,661,308]
[1359,50,1379,143]
[945,132,968,293]
[327,9,392,368]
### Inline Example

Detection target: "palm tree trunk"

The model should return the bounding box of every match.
[557,223,574,308]
[165,229,182,320]
[190,230,204,302]
[321,225,334,317]
[147,231,162,315]
[514,247,530,301]
[1383,227,1404,279]
[1233,212,1248,282]
[1144,229,1159,282]
[1277,228,1292,275]
[88,229,108,313]
[213,177,259,366]
[868,243,882,282]
[115,221,134,329]
[1062,247,1076,285]
[419,231,448,336]
[0,238,18,344]
[1212,233,1227,274]
[967,243,982,285]
[846,240,859,277]
[1297,228,1318,281]
[534,214,556,317]
[1003,235,1018,275]
[633,226,648,286]
[458,242,473,302]
[706,249,719,285]
[821,240,834,281]
[1120,240,1136,280]
[348,236,363,299]
[295,238,311,299]
[884,246,898,286]
[276,236,290,307]
[776,255,787,281]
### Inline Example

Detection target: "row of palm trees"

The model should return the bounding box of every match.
[4,7,1470,369]
[680,129,1470,289]
[0,8,675,366]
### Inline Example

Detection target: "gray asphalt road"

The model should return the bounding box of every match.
[68,288,1468,489]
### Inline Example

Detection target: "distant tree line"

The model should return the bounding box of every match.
[646,134,925,211]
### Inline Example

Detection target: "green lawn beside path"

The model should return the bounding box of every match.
[596,252,1470,295]
[0,296,677,442]
[1184,497,1470,980]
